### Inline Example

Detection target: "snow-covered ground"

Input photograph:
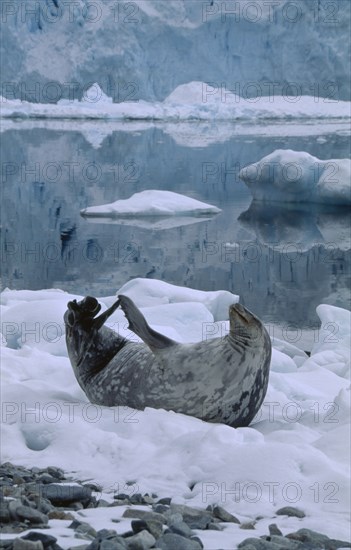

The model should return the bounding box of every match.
[1,278,350,548]
[239,149,351,205]
[1,82,350,122]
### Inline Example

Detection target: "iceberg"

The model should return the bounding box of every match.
[1,82,350,121]
[239,149,351,205]
[80,190,221,218]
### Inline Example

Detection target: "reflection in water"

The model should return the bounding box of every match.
[81,215,219,230]
[239,201,351,251]
[1,123,350,330]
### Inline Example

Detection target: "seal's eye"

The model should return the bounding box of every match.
[77,296,100,316]
[83,296,99,312]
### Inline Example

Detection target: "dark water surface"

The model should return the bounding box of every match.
[1,122,350,333]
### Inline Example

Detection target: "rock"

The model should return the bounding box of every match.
[114,494,130,501]
[15,506,48,525]
[156,498,171,506]
[287,528,351,548]
[21,533,58,548]
[129,494,144,505]
[97,529,119,540]
[13,540,43,550]
[3,525,30,535]
[8,500,23,521]
[0,541,13,549]
[36,475,57,485]
[238,540,282,550]
[268,536,304,549]
[131,519,163,539]
[67,502,84,510]
[109,500,130,507]
[97,499,110,507]
[46,468,65,481]
[165,513,193,538]
[207,522,224,531]
[268,524,283,536]
[83,483,102,493]
[0,501,10,523]
[168,505,212,530]
[100,539,128,550]
[125,530,155,550]
[207,505,240,524]
[329,540,351,549]
[37,499,55,515]
[74,522,98,540]
[13,476,25,486]
[122,509,166,524]
[68,546,89,550]
[240,521,256,530]
[47,510,74,520]
[155,533,202,550]
[152,504,169,515]
[141,496,154,506]
[41,484,92,506]
[276,507,305,518]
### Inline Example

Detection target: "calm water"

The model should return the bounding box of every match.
[1,121,350,333]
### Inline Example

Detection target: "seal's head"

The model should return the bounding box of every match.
[64,296,123,375]
[229,302,265,343]
[64,297,102,370]
[64,297,101,328]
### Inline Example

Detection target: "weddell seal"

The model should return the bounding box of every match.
[64,295,271,427]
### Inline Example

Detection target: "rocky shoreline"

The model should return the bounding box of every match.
[1,464,350,550]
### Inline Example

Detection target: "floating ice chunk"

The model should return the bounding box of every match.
[80,190,221,218]
[239,149,351,205]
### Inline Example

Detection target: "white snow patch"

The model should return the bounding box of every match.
[1,280,350,547]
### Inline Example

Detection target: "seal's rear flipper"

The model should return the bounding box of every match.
[118,294,177,351]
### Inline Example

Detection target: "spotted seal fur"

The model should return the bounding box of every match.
[64,295,271,427]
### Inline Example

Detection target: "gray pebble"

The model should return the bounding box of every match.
[21,533,57,547]
[131,519,163,539]
[100,539,128,550]
[13,540,43,550]
[74,522,98,540]
[207,504,241,524]
[122,509,166,524]
[15,506,48,525]
[238,539,282,550]
[276,506,305,518]
[155,533,202,550]
[125,530,155,550]
[268,524,283,536]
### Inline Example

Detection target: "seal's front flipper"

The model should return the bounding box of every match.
[118,294,177,351]
[93,298,121,330]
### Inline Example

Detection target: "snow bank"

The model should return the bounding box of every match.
[80,190,221,219]
[1,82,350,121]
[239,149,351,205]
[1,279,350,545]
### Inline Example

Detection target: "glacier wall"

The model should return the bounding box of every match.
[1,0,350,102]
